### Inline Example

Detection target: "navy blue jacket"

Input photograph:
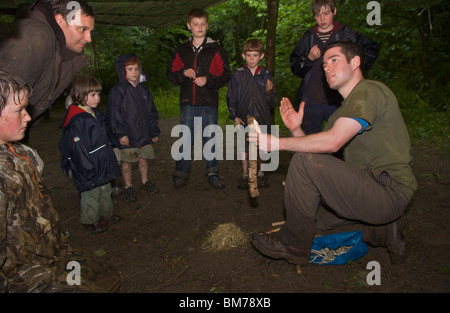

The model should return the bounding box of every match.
[58,105,121,192]
[107,54,160,149]
[226,65,277,128]
[290,21,379,108]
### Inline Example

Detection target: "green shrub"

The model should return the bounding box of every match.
[153,81,449,143]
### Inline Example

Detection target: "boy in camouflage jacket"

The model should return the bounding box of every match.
[0,70,120,292]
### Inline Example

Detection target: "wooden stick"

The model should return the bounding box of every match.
[247,115,260,198]
[266,227,280,234]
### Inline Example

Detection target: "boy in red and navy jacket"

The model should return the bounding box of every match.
[166,8,231,190]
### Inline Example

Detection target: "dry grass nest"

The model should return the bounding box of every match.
[202,223,249,251]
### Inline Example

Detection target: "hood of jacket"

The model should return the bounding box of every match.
[115,54,149,84]
[311,21,344,37]
[62,104,92,127]
[115,54,137,83]
[189,36,218,48]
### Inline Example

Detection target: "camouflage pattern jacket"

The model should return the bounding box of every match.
[0,143,120,292]
[0,143,73,292]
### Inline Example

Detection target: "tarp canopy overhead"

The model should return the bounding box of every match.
[0,0,227,28]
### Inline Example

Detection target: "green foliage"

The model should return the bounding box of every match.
[152,87,181,118]
[1,0,447,141]
[207,0,263,69]
[0,14,14,23]
[389,75,449,140]
[81,21,190,91]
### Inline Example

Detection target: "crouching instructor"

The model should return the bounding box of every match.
[251,41,417,266]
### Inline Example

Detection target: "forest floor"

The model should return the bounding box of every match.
[28,107,449,297]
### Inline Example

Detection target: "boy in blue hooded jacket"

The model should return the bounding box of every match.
[107,54,160,203]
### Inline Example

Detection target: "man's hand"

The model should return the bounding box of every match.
[280,97,305,134]
[248,132,279,153]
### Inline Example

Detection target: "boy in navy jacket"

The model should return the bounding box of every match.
[290,0,378,134]
[227,39,277,189]
[107,54,160,202]
[59,75,121,234]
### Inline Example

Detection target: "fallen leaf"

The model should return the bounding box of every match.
[94,249,106,256]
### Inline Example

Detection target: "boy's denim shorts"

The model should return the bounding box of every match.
[120,144,155,163]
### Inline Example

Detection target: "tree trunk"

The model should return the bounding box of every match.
[413,8,432,85]
[265,0,279,75]
[265,0,279,122]
[232,15,240,66]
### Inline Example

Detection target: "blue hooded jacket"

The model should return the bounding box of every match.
[106,54,160,149]
[59,105,121,192]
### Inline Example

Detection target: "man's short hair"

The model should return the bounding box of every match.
[70,75,101,106]
[322,40,366,69]
[50,0,96,20]
[312,0,336,15]
[243,39,264,54]
[187,8,208,23]
[0,69,32,115]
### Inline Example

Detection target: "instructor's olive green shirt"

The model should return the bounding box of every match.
[324,79,417,200]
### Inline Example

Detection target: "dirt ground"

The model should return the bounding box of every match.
[28,107,449,295]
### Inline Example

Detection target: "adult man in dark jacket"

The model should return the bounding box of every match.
[0,0,95,124]
[290,0,378,134]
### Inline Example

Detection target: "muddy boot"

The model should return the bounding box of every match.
[386,222,407,265]
[124,187,136,202]
[238,175,248,189]
[173,175,188,189]
[208,173,224,190]
[141,180,159,193]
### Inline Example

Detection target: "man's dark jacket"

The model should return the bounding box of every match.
[0,0,87,121]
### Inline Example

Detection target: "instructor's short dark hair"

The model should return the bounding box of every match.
[322,40,366,70]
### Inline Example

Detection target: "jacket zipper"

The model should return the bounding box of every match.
[193,52,198,106]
